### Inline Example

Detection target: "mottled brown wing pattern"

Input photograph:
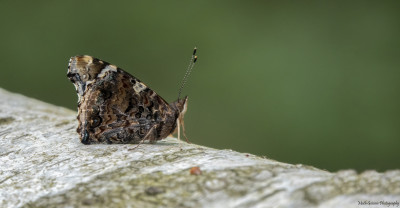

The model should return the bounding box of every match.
[67,55,188,145]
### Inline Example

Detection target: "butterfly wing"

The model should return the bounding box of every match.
[68,55,179,144]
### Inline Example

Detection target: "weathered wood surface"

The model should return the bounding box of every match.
[0,88,399,208]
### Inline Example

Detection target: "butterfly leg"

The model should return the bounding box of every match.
[148,125,159,144]
[180,118,190,143]
[176,119,184,150]
[128,124,157,151]
[177,116,190,144]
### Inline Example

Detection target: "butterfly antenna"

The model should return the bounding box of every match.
[177,47,198,101]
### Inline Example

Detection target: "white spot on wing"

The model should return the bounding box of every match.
[97,64,117,78]
[86,80,95,85]
[133,82,147,93]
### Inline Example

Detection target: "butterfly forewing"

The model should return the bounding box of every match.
[68,55,181,144]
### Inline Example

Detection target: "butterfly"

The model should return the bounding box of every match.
[67,48,197,145]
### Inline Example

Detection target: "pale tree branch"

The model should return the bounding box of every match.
[0,88,399,208]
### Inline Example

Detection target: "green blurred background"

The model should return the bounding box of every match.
[0,1,399,172]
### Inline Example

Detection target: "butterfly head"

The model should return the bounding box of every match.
[172,96,188,118]
[67,55,111,96]
[170,96,189,139]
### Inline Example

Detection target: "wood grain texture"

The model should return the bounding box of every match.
[0,88,399,208]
